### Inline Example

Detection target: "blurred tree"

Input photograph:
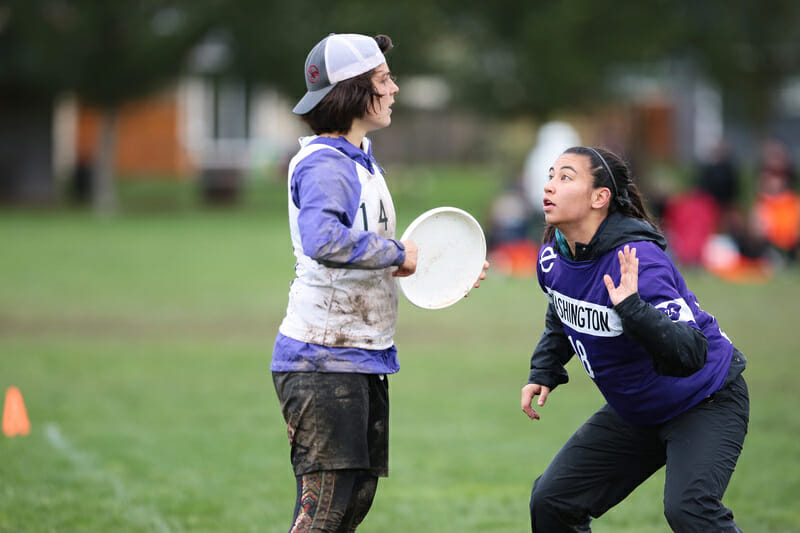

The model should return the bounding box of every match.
[213,0,677,120]
[212,0,445,98]
[0,0,217,211]
[430,0,800,138]
[66,0,218,214]
[678,0,800,137]
[2,0,798,208]
[0,1,67,204]
[417,0,681,118]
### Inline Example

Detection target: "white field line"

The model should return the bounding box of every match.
[44,422,175,533]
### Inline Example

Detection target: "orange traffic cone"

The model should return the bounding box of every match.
[2,386,31,437]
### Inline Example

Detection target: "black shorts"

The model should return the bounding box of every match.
[272,372,390,477]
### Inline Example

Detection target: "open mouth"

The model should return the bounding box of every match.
[543,198,554,208]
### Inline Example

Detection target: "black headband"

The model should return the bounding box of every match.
[587,147,619,198]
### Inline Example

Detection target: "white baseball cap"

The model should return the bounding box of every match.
[293,33,386,115]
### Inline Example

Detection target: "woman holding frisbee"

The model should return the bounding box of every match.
[521,146,748,532]
[271,32,414,532]
[272,32,485,532]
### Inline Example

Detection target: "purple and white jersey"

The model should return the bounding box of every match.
[537,240,733,425]
[272,136,404,375]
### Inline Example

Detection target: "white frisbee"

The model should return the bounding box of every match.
[396,207,487,309]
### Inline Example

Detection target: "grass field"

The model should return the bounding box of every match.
[2,169,800,532]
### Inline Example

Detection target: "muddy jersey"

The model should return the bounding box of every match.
[537,238,733,425]
[274,136,404,373]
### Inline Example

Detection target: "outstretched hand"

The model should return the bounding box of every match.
[603,245,639,306]
[521,383,550,420]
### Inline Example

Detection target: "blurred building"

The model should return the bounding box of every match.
[51,62,800,183]
[53,79,304,180]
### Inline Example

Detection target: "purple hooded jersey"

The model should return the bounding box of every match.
[537,239,733,425]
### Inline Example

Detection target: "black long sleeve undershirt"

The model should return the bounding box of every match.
[527,304,573,389]
[613,292,708,377]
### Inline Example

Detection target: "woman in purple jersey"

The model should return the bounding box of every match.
[521,146,748,532]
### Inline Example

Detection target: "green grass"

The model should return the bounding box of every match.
[2,169,800,532]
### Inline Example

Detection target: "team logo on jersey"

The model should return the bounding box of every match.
[539,245,557,273]
[662,302,682,320]
[655,298,695,323]
[547,288,623,337]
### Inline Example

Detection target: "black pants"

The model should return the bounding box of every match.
[530,373,749,532]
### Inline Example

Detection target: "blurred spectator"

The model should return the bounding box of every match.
[486,180,538,277]
[687,139,793,282]
[696,140,740,232]
[697,140,739,207]
[68,155,93,205]
[487,181,533,247]
[702,209,773,283]
[661,189,719,266]
[754,142,800,263]
[757,138,797,190]
[728,208,770,260]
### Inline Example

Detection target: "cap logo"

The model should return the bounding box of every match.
[307,65,320,83]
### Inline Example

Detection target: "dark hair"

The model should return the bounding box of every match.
[301,34,394,135]
[542,146,658,242]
